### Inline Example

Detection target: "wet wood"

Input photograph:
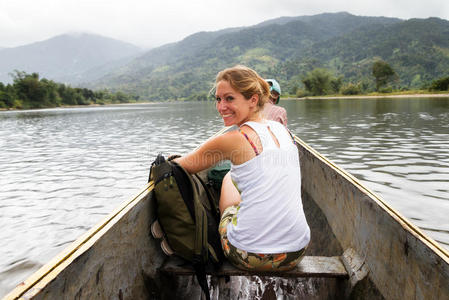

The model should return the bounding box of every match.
[160,256,349,278]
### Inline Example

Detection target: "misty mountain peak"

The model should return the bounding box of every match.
[0,32,143,84]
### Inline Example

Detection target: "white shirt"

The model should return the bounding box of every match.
[227,120,310,253]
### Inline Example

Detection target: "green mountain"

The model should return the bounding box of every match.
[91,12,449,99]
[302,17,449,88]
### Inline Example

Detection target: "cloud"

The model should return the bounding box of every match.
[0,0,447,48]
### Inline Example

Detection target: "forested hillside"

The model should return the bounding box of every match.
[87,12,449,99]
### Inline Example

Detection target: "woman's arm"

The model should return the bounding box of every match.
[175,131,240,174]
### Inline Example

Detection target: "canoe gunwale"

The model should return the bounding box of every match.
[4,182,155,300]
[294,135,449,263]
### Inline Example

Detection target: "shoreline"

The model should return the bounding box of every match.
[284,93,449,101]
[0,101,156,112]
[2,93,449,111]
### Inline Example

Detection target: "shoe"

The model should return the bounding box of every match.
[160,238,174,256]
[150,220,164,239]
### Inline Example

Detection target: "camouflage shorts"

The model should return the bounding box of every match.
[219,205,307,271]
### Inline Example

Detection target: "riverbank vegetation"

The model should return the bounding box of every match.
[0,71,138,109]
[295,60,449,98]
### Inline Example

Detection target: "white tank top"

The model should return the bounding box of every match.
[227,120,310,253]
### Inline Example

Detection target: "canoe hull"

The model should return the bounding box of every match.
[4,186,166,299]
[5,135,449,299]
[298,138,449,299]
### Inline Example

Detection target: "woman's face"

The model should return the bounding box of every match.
[215,80,257,126]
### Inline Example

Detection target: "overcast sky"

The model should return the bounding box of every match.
[1,0,448,49]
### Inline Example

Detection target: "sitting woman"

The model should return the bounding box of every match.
[176,65,310,271]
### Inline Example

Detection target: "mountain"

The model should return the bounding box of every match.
[255,11,400,34]
[303,17,449,87]
[0,33,143,84]
[92,12,413,99]
[4,12,447,99]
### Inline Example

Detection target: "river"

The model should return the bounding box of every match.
[0,98,448,296]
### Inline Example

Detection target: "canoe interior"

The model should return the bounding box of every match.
[298,137,449,300]
[5,135,449,299]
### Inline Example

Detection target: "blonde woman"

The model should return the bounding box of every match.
[176,65,309,271]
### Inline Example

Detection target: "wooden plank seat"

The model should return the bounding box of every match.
[159,256,349,279]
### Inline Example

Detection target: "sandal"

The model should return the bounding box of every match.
[150,220,164,239]
[160,238,174,256]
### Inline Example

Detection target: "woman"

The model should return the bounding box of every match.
[176,65,310,271]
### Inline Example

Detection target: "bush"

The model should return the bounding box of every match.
[379,87,393,93]
[12,99,23,109]
[296,89,311,98]
[429,76,449,91]
[186,93,209,101]
[330,77,343,94]
[341,83,362,95]
[301,68,332,96]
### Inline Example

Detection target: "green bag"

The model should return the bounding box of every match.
[207,160,231,191]
[149,154,224,300]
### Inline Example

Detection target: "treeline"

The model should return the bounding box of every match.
[0,71,139,109]
[176,60,449,100]
[295,60,449,97]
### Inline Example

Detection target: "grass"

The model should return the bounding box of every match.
[282,89,449,100]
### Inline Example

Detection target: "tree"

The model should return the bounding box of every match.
[12,71,46,108]
[372,61,397,91]
[330,77,343,93]
[302,68,334,96]
[341,83,362,95]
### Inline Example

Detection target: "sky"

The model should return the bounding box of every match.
[1,0,448,49]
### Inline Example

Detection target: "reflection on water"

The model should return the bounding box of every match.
[0,98,448,296]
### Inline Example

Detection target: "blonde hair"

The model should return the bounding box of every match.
[215,65,270,109]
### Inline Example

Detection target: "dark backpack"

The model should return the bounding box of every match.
[149,154,224,299]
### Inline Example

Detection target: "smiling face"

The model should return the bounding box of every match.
[215,80,259,127]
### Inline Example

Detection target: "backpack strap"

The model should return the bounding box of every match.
[193,174,219,221]
[192,260,210,300]
[175,163,212,299]
[194,173,220,263]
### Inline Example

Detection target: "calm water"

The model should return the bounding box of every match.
[1,98,448,296]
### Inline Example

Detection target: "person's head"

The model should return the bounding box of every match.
[214,65,270,126]
[266,79,281,104]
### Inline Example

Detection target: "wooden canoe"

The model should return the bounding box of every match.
[4,130,449,299]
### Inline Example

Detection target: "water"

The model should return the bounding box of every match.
[0,98,448,296]
[283,98,449,248]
